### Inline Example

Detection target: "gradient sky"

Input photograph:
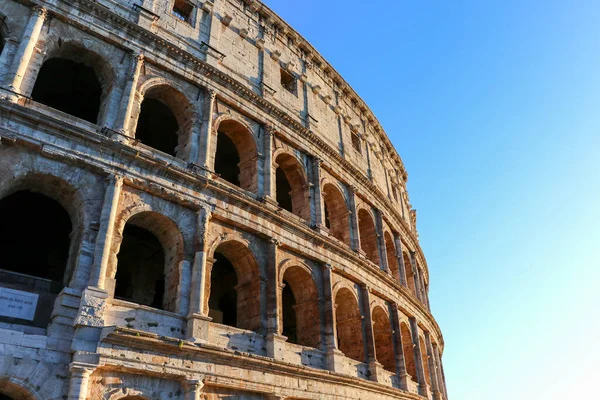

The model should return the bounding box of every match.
[265,1,600,399]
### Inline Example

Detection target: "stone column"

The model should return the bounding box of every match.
[67,363,94,400]
[113,53,144,139]
[322,263,344,372]
[425,332,443,400]
[183,379,204,400]
[360,284,380,382]
[197,89,217,170]
[311,157,327,232]
[5,6,47,94]
[410,318,429,397]
[374,209,389,272]
[187,205,213,343]
[409,251,423,302]
[394,234,408,287]
[390,305,410,391]
[266,238,286,359]
[89,175,123,290]
[348,187,361,252]
[262,124,276,202]
[434,344,449,399]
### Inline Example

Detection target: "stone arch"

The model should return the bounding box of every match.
[419,335,432,387]
[111,209,185,314]
[30,41,116,124]
[372,305,395,373]
[400,321,418,382]
[357,208,380,266]
[274,151,310,220]
[134,79,197,158]
[384,231,400,281]
[322,181,351,246]
[334,287,364,363]
[213,117,259,193]
[0,17,8,57]
[0,379,38,400]
[279,261,320,348]
[403,251,417,298]
[206,239,262,332]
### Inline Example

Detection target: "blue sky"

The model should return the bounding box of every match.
[265,1,600,399]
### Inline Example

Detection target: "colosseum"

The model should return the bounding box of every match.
[0,0,448,399]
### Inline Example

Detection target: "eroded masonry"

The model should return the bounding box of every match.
[0,0,448,399]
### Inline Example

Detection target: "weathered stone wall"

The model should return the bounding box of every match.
[0,0,448,399]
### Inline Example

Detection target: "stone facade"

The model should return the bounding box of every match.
[0,0,448,399]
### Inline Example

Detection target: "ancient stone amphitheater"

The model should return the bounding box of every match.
[0,0,448,399]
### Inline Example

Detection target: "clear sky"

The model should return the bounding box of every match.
[265,1,600,399]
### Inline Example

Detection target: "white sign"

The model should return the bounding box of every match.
[0,287,39,321]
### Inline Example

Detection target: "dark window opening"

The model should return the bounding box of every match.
[351,132,362,153]
[0,395,14,400]
[215,132,241,187]
[280,68,297,95]
[323,201,331,229]
[31,58,102,124]
[0,191,71,286]
[281,281,297,344]
[115,225,165,309]
[209,253,238,327]
[0,33,5,56]
[135,98,179,156]
[173,0,194,23]
[276,167,293,213]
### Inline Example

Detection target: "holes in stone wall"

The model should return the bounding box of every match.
[351,132,362,153]
[214,120,258,193]
[208,253,238,327]
[335,288,364,363]
[400,322,418,381]
[322,183,351,246]
[0,191,71,287]
[384,232,400,281]
[31,58,102,123]
[372,306,396,373]
[135,98,179,156]
[274,153,309,220]
[280,68,297,95]
[115,225,165,309]
[172,0,194,23]
[280,266,320,348]
[281,282,296,342]
[358,209,380,266]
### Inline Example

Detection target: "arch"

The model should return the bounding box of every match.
[403,252,417,297]
[0,18,7,57]
[322,182,351,246]
[134,82,195,158]
[372,306,395,373]
[334,287,364,363]
[274,152,310,220]
[419,336,432,387]
[30,42,115,124]
[207,240,261,332]
[280,264,320,348]
[113,211,184,313]
[0,378,38,400]
[400,322,418,381]
[213,118,258,193]
[357,208,380,266]
[384,232,400,281]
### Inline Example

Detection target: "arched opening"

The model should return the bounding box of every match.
[335,288,364,363]
[207,241,261,332]
[280,266,320,348]
[0,190,71,285]
[384,232,400,281]
[214,120,258,193]
[358,209,380,266]
[274,153,309,220]
[135,85,193,158]
[31,57,101,123]
[420,336,432,387]
[322,183,350,246]
[372,306,395,373]
[0,395,14,400]
[0,380,36,400]
[0,27,5,56]
[403,252,417,297]
[400,322,418,381]
[113,212,183,313]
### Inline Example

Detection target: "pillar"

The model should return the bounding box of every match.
[348,186,361,252]
[89,175,123,289]
[197,89,217,169]
[262,124,276,201]
[266,238,286,359]
[374,209,389,272]
[184,379,204,400]
[426,332,443,400]
[434,344,449,399]
[186,205,213,343]
[410,318,429,397]
[311,157,326,232]
[113,52,144,138]
[5,6,47,94]
[67,363,94,400]
[391,306,410,390]
[394,234,408,287]
[322,263,345,372]
[360,284,380,382]
[409,251,423,303]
